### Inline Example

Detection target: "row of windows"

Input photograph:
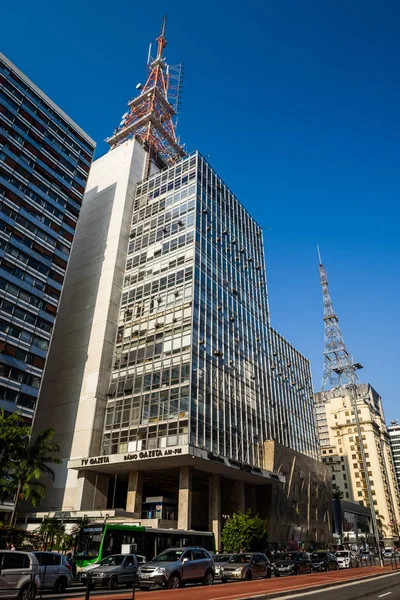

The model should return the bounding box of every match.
[0,297,52,332]
[0,256,59,300]
[0,236,63,284]
[0,318,49,350]
[0,276,56,316]
[0,384,36,410]
[0,362,40,388]
[0,66,94,156]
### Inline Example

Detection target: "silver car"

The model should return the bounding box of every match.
[212,554,232,578]
[0,551,40,600]
[81,554,138,590]
[220,553,272,582]
[138,547,214,589]
[33,552,73,592]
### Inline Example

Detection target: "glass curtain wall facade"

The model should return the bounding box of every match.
[101,151,319,466]
[269,328,319,459]
[0,53,95,418]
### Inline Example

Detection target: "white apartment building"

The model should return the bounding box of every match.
[315,384,400,541]
[388,420,400,492]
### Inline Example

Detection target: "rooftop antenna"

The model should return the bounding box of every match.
[317,249,362,390]
[106,15,185,174]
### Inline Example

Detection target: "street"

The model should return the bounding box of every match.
[37,564,400,600]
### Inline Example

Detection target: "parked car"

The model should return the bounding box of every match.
[383,547,394,559]
[0,550,40,600]
[138,547,214,589]
[81,554,138,590]
[358,550,375,564]
[274,552,312,576]
[220,553,271,582]
[212,554,232,579]
[310,551,338,572]
[335,550,356,569]
[33,551,73,593]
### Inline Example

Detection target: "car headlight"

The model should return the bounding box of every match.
[153,567,166,575]
[233,568,243,574]
[215,566,220,574]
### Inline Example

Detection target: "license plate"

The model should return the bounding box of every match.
[140,574,150,579]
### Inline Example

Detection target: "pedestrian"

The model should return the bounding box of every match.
[10,544,16,551]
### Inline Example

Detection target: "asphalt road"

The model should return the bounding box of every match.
[291,571,400,599]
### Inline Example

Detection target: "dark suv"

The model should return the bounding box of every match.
[138,547,214,589]
[310,551,338,572]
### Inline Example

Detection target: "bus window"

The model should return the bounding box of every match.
[75,527,104,559]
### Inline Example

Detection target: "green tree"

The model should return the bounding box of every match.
[221,510,268,552]
[37,518,65,551]
[0,410,30,501]
[332,487,344,500]
[9,428,61,526]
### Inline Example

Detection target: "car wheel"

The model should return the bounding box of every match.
[275,573,280,577]
[245,570,252,581]
[266,569,272,579]
[108,576,118,590]
[18,584,36,600]
[221,578,228,583]
[203,570,214,586]
[168,574,181,589]
[53,578,67,593]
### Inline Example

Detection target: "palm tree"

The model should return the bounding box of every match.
[9,428,61,526]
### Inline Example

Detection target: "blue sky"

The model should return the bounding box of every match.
[3,0,400,420]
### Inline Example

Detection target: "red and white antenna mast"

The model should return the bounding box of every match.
[106,16,185,175]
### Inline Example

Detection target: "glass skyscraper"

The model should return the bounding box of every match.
[0,53,95,418]
[101,152,319,464]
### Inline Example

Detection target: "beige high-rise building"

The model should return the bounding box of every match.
[315,384,400,541]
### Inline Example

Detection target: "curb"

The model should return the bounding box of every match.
[236,568,400,600]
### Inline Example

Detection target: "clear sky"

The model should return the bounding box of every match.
[2,0,399,420]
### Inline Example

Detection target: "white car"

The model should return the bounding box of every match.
[335,550,355,569]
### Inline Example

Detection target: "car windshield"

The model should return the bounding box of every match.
[312,553,326,559]
[280,553,300,561]
[98,555,124,566]
[214,554,232,562]
[228,553,252,563]
[336,552,349,557]
[153,549,184,562]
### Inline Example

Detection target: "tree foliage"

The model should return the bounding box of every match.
[0,410,30,500]
[332,487,344,500]
[221,510,268,552]
[0,411,61,526]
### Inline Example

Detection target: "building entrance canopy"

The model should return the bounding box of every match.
[68,444,285,485]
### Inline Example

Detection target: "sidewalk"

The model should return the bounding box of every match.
[67,564,400,600]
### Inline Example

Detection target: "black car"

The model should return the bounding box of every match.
[274,552,312,577]
[310,551,339,572]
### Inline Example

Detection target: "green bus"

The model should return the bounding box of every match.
[74,523,215,568]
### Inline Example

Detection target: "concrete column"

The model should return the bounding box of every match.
[126,471,144,516]
[178,466,192,530]
[209,474,221,551]
[232,479,245,513]
[76,471,109,511]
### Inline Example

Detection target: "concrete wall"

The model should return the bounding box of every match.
[263,441,333,546]
[32,140,148,511]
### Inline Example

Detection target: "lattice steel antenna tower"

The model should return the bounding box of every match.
[106,16,185,176]
[318,247,362,390]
